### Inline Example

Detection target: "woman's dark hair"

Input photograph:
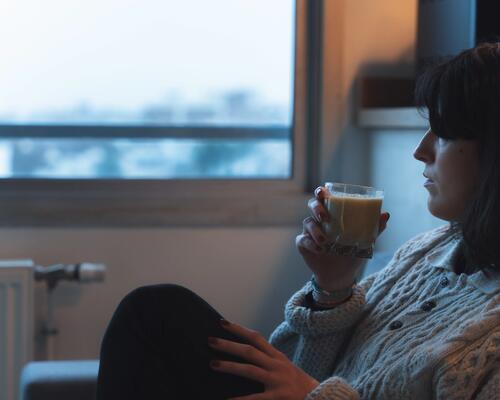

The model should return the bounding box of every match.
[415,42,500,274]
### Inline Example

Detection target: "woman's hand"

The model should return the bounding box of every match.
[296,186,390,291]
[209,319,319,400]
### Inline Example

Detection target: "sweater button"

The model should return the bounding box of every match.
[389,320,403,330]
[440,277,449,287]
[421,300,436,312]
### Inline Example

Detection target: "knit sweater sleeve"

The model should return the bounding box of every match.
[268,274,376,385]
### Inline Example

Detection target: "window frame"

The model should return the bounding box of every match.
[0,0,335,227]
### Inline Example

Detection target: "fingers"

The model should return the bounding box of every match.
[296,232,324,255]
[308,186,329,222]
[210,359,268,384]
[218,320,284,359]
[314,186,327,201]
[208,337,270,369]
[377,212,390,234]
[307,198,328,223]
[302,216,328,247]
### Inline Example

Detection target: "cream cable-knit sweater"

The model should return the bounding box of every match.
[269,225,500,399]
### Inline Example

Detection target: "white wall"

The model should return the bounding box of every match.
[327,0,418,186]
[2,0,421,361]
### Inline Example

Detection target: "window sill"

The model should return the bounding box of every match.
[0,179,311,227]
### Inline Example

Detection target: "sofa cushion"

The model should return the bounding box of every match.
[19,360,99,400]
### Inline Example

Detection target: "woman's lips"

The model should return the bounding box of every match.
[423,173,434,186]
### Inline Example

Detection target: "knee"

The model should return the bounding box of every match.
[121,283,199,311]
[106,284,197,334]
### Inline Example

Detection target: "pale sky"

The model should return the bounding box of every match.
[0,0,294,117]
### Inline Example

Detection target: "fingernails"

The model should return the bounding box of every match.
[220,319,230,327]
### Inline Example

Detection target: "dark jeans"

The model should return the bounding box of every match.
[96,284,265,399]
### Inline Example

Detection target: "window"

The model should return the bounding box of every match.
[0,0,294,179]
[0,0,325,225]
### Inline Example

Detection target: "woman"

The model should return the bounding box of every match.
[96,43,500,399]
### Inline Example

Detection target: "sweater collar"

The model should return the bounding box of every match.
[426,235,461,272]
[426,233,500,295]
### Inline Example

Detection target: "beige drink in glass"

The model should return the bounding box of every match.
[321,182,384,258]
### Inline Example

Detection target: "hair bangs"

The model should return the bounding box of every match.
[415,54,479,141]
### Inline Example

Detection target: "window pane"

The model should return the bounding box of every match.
[0,0,295,127]
[0,138,291,178]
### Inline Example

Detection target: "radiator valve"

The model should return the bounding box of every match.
[34,263,106,290]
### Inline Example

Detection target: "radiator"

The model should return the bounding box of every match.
[0,260,34,400]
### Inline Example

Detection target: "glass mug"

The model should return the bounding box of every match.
[320,182,384,258]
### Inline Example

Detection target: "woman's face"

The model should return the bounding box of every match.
[413,129,480,222]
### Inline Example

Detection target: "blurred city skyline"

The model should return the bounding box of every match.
[0,88,291,126]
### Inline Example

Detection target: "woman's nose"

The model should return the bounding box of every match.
[413,129,434,163]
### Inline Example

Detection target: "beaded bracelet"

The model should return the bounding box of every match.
[310,276,354,307]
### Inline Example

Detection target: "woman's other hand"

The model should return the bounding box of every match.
[209,319,319,400]
[296,186,390,291]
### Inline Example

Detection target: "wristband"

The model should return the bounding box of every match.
[310,276,354,307]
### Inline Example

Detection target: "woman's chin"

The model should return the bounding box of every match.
[427,197,460,222]
[426,195,444,220]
